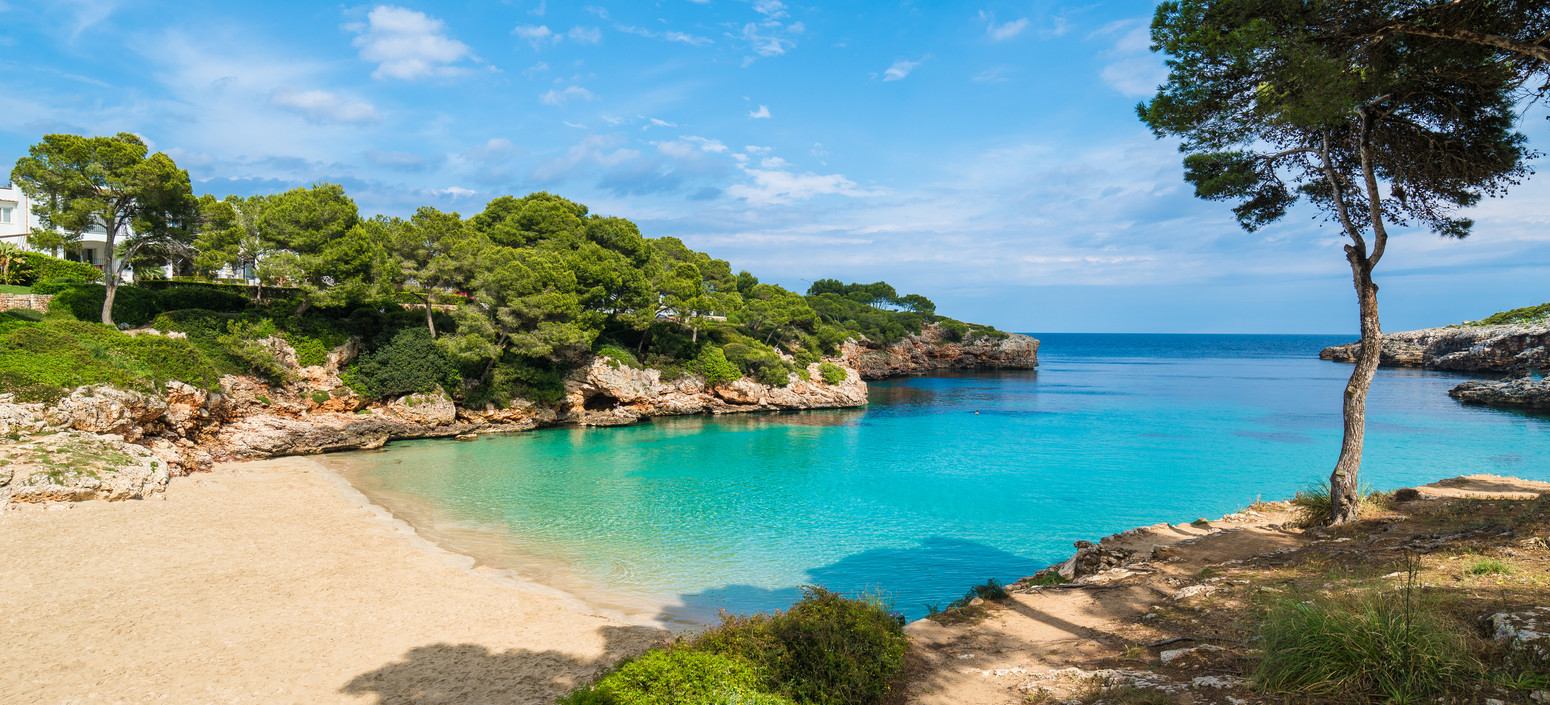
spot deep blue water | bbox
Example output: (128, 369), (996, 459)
(336, 334), (1550, 624)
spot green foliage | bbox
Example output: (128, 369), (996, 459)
(10, 252), (102, 287)
(346, 328), (456, 399)
(558, 650), (793, 705)
(1253, 590), (1482, 701)
(6, 308), (45, 322)
(1471, 302), (1550, 327)
(217, 318), (291, 383)
(31, 277), (94, 295)
(697, 346), (741, 386)
(309, 390), (330, 404)
(594, 343), (643, 369)
(0, 317), (223, 395)
(1290, 481), (1380, 528)
(696, 586), (910, 705)
(1466, 558), (1511, 575)
(153, 285), (250, 314)
(49, 285), (161, 326)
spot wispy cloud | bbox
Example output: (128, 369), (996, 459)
(616, 24), (714, 46)
(726, 166), (887, 206)
(883, 57), (926, 82)
(513, 24), (559, 49)
(568, 26), (602, 44)
(269, 88), (381, 124)
(347, 5), (474, 80)
(748, 104), (772, 119)
(978, 11), (1029, 41)
(540, 85), (596, 106)
(1095, 20), (1166, 98)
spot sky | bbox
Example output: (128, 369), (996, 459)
(2, 1), (1547, 334)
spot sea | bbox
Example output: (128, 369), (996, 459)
(327, 333), (1550, 625)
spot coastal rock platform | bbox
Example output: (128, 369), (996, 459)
(1319, 322), (1550, 373)
(844, 322), (1039, 380)
(1449, 376), (1550, 411)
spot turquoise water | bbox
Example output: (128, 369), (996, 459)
(335, 334), (1550, 624)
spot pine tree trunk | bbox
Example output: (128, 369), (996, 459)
(1331, 259), (1381, 525)
(101, 222), (117, 326)
(423, 298), (437, 338)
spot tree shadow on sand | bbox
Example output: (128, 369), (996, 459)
(339, 625), (658, 705)
(661, 535), (1054, 624)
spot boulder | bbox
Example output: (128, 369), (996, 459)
(208, 412), (480, 460)
(384, 391), (457, 426)
(45, 385), (168, 441)
(1489, 607), (1550, 672)
(2, 430), (169, 503)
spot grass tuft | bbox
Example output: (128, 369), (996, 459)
(1466, 558), (1512, 576)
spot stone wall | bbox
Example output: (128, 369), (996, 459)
(0, 293), (52, 312)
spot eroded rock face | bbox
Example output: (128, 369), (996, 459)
(564, 356), (869, 426)
(1, 430), (169, 503)
(1450, 377), (1550, 410)
(45, 385), (169, 441)
(384, 391), (457, 426)
(208, 412), (483, 461)
(843, 323), (1039, 380)
(1320, 323), (1550, 373)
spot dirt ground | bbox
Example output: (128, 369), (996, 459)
(904, 475), (1550, 705)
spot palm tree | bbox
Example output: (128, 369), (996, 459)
(0, 241), (24, 286)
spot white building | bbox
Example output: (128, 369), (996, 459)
(0, 182), (131, 281)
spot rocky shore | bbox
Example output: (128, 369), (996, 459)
(1449, 376), (1550, 411)
(843, 322), (1039, 380)
(2, 326), (1042, 504)
(1318, 321), (1550, 373)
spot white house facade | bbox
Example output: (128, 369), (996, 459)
(0, 182), (133, 281)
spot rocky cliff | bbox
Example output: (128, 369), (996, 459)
(0, 336), (869, 503)
(1318, 322), (1550, 373)
(842, 323), (1039, 380)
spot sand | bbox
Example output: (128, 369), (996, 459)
(0, 457), (662, 705)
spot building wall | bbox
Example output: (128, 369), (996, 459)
(0, 183), (131, 281)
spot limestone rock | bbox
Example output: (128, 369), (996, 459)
(1320, 323), (1550, 373)
(208, 412), (480, 461)
(843, 323), (1039, 380)
(44, 385), (168, 441)
(384, 391), (457, 426)
(2, 430), (169, 503)
(1489, 607), (1550, 672)
(1450, 377), (1550, 410)
(1057, 541), (1138, 581)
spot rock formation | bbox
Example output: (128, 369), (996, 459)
(1319, 323), (1550, 373)
(1448, 377), (1550, 411)
(843, 322), (1039, 380)
(0, 429), (169, 503)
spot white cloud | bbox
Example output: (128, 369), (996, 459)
(513, 24), (558, 48)
(753, 1), (787, 19)
(528, 0), (546, 16)
(1097, 23), (1167, 98)
(348, 5), (474, 80)
(269, 88), (381, 124)
(883, 57), (925, 82)
(748, 104), (771, 119)
(973, 66), (1012, 83)
(568, 26), (602, 43)
(540, 85), (595, 106)
(649, 118), (678, 128)
(531, 134), (641, 181)
(435, 186), (477, 198)
(978, 12), (1029, 41)
(616, 24), (713, 46)
(760, 156), (790, 168)
(726, 167), (887, 206)
(745, 145), (773, 155)
(741, 22), (796, 57)
(523, 61), (550, 77)
(682, 136), (728, 153)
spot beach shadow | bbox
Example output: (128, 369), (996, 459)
(339, 625), (656, 705)
(662, 536), (1054, 623)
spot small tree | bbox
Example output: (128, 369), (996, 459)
(193, 194), (273, 296)
(11, 133), (197, 325)
(260, 183), (379, 315)
(1140, 0), (1537, 523)
(383, 206), (471, 338)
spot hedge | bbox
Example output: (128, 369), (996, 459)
(10, 252), (101, 287)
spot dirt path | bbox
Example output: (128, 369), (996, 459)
(0, 457), (662, 705)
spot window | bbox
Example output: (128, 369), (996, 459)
(0, 207), (11, 224)
(84, 248), (96, 265)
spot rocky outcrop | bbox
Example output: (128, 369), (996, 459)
(1319, 323), (1550, 373)
(1449, 377), (1550, 411)
(0, 429), (169, 503)
(209, 412), (483, 460)
(843, 323), (1039, 380)
(565, 356), (868, 426)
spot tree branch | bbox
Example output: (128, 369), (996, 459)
(1383, 23), (1550, 64)
(1357, 111), (1391, 267)
(1319, 130), (1367, 257)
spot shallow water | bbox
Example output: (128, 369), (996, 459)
(333, 334), (1550, 624)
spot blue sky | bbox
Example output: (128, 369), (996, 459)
(4, 1), (1548, 334)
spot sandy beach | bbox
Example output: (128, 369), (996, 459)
(0, 457), (662, 705)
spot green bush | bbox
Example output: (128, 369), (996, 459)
(49, 284), (161, 326)
(819, 362), (847, 385)
(218, 319), (293, 383)
(698, 587), (910, 705)
(1471, 301), (1550, 326)
(698, 346), (741, 386)
(31, 277), (92, 295)
(12, 253), (100, 287)
(1253, 590), (1482, 702)
(559, 650), (793, 705)
(595, 343), (644, 369)
(345, 328), (456, 399)
(758, 364), (791, 386)
(5, 309), (45, 322)
(0, 318), (223, 394)
(155, 285), (250, 313)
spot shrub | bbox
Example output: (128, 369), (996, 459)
(559, 650), (793, 705)
(155, 285), (250, 313)
(938, 319), (970, 342)
(1471, 301), (1550, 326)
(819, 362), (847, 385)
(5, 309), (45, 322)
(49, 284), (161, 326)
(218, 319), (293, 383)
(1253, 589), (1482, 701)
(595, 343), (644, 369)
(1289, 481), (1380, 528)
(698, 346), (741, 386)
(31, 277), (92, 295)
(1393, 487), (1421, 502)
(698, 587), (910, 705)
(346, 328), (456, 399)
(758, 364), (791, 386)
(12, 253), (100, 287)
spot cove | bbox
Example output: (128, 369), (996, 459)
(330, 333), (1550, 625)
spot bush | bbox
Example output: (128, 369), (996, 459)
(5, 309), (45, 322)
(218, 319), (293, 383)
(49, 284), (161, 326)
(155, 285), (250, 313)
(1289, 481), (1379, 528)
(699, 587), (910, 705)
(595, 343), (644, 369)
(11, 253), (100, 287)
(31, 277), (92, 295)
(559, 650), (793, 705)
(1254, 589), (1482, 702)
(758, 364), (791, 386)
(345, 328), (456, 399)
(1466, 558), (1511, 575)
(819, 362), (847, 385)
(698, 346), (741, 386)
